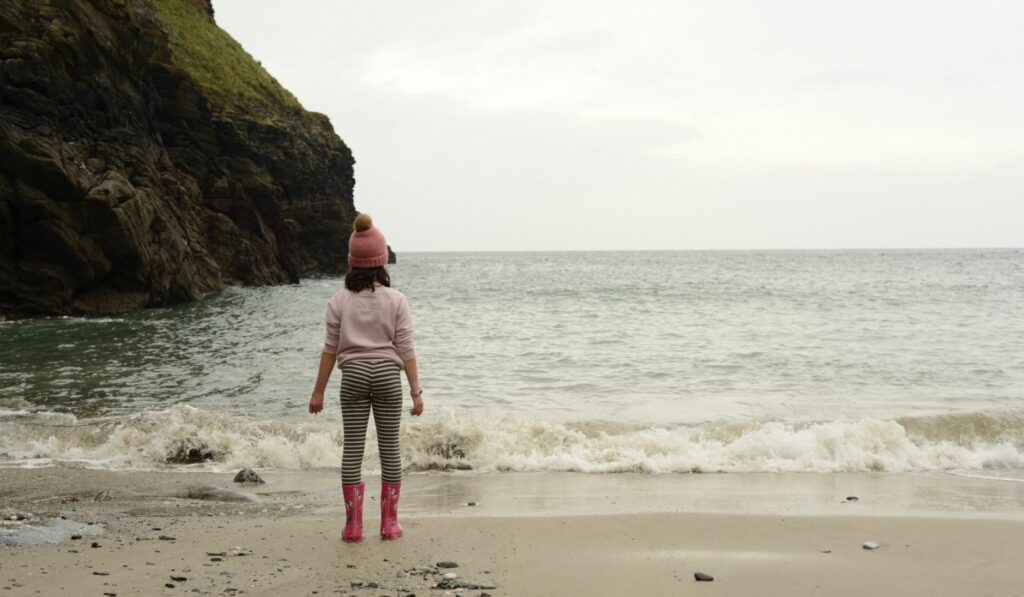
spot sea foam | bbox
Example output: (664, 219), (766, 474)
(1, 404), (1022, 475)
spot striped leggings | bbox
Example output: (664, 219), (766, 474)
(340, 360), (403, 485)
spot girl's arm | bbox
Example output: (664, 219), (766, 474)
(404, 358), (423, 416)
(309, 351), (335, 414)
(395, 296), (422, 416)
(312, 300), (341, 414)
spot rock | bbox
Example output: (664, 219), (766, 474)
(0, 0), (356, 319)
(443, 573), (458, 580)
(367, 581), (379, 588)
(415, 566), (437, 574)
(165, 583), (175, 588)
(467, 502), (477, 506)
(178, 486), (253, 502)
(694, 572), (714, 581)
(863, 541), (880, 550)
(91, 542), (101, 548)
(166, 445), (216, 465)
(436, 561), (460, 568)
(846, 496), (859, 502)
(158, 535), (176, 541)
(207, 552), (227, 557)
(70, 534), (82, 540)
(93, 571), (110, 576)
(233, 468), (265, 484)
(171, 576), (187, 582)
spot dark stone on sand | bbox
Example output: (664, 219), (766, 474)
(435, 579), (495, 591)
(93, 571), (110, 576)
(70, 534), (82, 540)
(467, 502), (477, 506)
(165, 583), (175, 588)
(158, 535), (176, 541)
(170, 575), (187, 582)
(210, 557), (223, 562)
(846, 496), (859, 502)
(367, 581), (379, 588)
(233, 468), (265, 484)
(179, 486), (253, 502)
(436, 561), (459, 568)
(91, 542), (100, 548)
(207, 551), (227, 557)
(694, 572), (714, 581)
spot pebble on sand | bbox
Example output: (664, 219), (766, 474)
(436, 561), (460, 568)
(694, 572), (714, 581)
(233, 468), (265, 484)
(863, 541), (880, 550)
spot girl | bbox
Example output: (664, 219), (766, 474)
(308, 213), (423, 542)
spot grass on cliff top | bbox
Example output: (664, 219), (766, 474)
(151, 0), (304, 116)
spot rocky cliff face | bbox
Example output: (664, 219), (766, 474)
(0, 0), (356, 317)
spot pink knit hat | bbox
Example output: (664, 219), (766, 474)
(347, 213), (388, 268)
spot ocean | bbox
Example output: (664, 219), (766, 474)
(2, 249), (1023, 477)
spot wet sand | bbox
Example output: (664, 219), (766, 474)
(1, 468), (1023, 596)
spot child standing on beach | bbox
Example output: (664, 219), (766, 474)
(308, 214), (423, 542)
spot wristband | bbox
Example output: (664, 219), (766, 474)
(410, 387), (423, 398)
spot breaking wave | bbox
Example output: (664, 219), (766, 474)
(1, 404), (1023, 475)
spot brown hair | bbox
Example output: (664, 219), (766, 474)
(345, 266), (391, 292)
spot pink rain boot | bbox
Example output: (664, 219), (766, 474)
(342, 483), (364, 543)
(380, 483), (403, 540)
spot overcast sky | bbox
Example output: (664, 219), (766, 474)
(216, 0), (1023, 251)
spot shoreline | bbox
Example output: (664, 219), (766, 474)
(2, 469), (1023, 596)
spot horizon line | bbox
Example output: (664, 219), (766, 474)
(388, 246), (1024, 254)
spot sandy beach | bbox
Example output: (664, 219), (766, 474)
(2, 468), (1023, 596)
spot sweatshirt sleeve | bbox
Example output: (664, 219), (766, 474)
(394, 295), (416, 361)
(323, 300), (340, 354)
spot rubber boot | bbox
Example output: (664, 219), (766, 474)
(342, 483), (364, 543)
(380, 483), (403, 540)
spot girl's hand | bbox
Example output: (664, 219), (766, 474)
(309, 390), (325, 414)
(409, 396), (424, 416)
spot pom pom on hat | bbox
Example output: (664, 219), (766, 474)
(347, 213), (388, 268)
(353, 213), (373, 232)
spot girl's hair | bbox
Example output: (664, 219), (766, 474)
(345, 266), (391, 292)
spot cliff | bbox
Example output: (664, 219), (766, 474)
(0, 0), (356, 317)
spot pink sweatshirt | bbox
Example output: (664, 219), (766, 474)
(322, 286), (416, 369)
